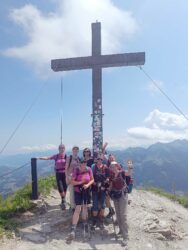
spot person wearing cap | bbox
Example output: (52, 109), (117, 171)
(65, 146), (80, 212)
(109, 161), (132, 247)
(107, 154), (116, 167)
(68, 158), (94, 240)
(91, 157), (109, 229)
(37, 144), (67, 210)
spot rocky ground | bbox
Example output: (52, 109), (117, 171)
(1, 189), (188, 250)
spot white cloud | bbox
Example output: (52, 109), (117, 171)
(21, 144), (57, 152)
(103, 110), (188, 149)
(20, 110), (188, 152)
(77, 110), (188, 150)
(144, 109), (188, 130)
(127, 109), (188, 144)
(2, 0), (138, 75)
(21, 141), (91, 153)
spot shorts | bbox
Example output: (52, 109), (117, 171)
(74, 189), (91, 206)
(92, 191), (106, 211)
(56, 172), (67, 193)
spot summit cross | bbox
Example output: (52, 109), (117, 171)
(51, 22), (145, 157)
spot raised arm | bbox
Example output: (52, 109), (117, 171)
(101, 142), (108, 154)
(37, 156), (52, 160)
(125, 160), (133, 176)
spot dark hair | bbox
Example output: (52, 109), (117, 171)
(79, 158), (87, 164)
(83, 148), (91, 157)
(97, 157), (103, 161)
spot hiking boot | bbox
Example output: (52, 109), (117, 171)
(99, 218), (105, 229)
(60, 201), (66, 210)
(91, 217), (97, 230)
(69, 230), (75, 240)
(128, 199), (132, 205)
(121, 238), (128, 247)
(106, 207), (115, 218)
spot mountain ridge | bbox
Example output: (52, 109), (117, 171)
(0, 139), (188, 196)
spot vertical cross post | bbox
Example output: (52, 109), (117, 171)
(51, 22), (145, 158)
(92, 22), (103, 157)
(31, 158), (38, 200)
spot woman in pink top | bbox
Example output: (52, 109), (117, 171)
(67, 158), (94, 240)
(38, 144), (67, 210)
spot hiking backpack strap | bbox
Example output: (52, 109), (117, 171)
(68, 155), (73, 168)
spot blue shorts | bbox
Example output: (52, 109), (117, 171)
(74, 189), (91, 206)
(92, 191), (106, 211)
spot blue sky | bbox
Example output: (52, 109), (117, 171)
(0, 0), (188, 155)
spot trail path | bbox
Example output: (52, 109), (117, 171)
(1, 189), (188, 250)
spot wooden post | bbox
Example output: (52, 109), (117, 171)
(31, 158), (38, 200)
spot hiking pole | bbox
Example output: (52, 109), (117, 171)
(98, 184), (105, 240)
(82, 188), (91, 241)
(85, 188), (91, 240)
(106, 189), (117, 240)
(82, 188), (86, 241)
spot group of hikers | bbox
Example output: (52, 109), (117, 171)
(38, 143), (133, 247)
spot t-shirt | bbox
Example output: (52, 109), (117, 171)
(50, 153), (66, 173)
(110, 170), (130, 190)
(66, 156), (80, 181)
(72, 167), (93, 193)
(86, 158), (94, 168)
(91, 163), (109, 192)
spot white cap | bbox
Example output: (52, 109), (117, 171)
(110, 161), (118, 165)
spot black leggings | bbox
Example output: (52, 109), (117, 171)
(56, 172), (67, 193)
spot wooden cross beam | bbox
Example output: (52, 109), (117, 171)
(51, 22), (145, 157)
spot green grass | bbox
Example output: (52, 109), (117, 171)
(0, 175), (56, 237)
(144, 187), (188, 208)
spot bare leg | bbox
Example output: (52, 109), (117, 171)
(67, 205), (81, 240)
(72, 205), (81, 225)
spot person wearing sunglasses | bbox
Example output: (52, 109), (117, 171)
(67, 158), (94, 240)
(83, 148), (94, 168)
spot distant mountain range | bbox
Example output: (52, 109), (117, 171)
(0, 139), (188, 197)
(111, 139), (188, 195)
